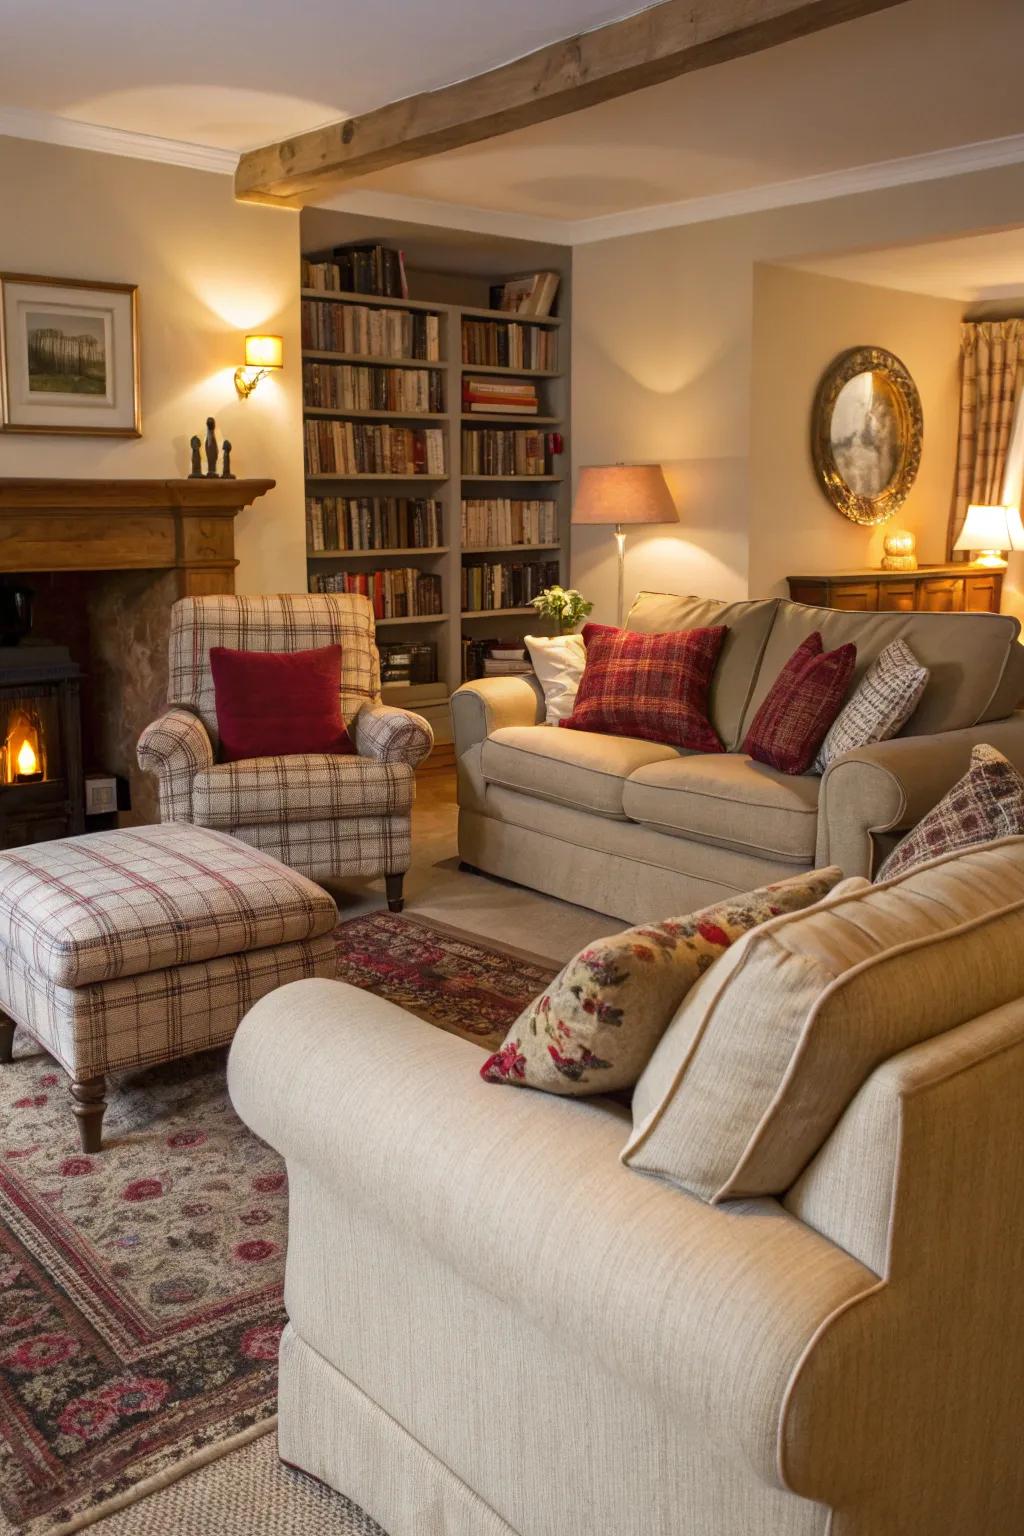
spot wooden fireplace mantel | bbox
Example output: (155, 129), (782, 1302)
(0, 478), (275, 595)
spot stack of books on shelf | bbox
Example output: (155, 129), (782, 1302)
(301, 299), (440, 360)
(488, 271), (560, 317)
(302, 245), (409, 298)
(461, 321), (557, 371)
(308, 568), (442, 619)
(462, 638), (533, 681)
(379, 641), (437, 687)
(306, 496), (442, 552)
(461, 558), (560, 612)
(305, 422), (445, 477)
(461, 429), (560, 477)
(461, 498), (557, 547)
(304, 362), (443, 413)
(462, 377), (537, 415)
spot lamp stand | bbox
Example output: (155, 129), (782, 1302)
(614, 524), (626, 626)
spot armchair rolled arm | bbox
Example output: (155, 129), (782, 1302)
(450, 674), (545, 757)
(816, 711), (1024, 875)
(136, 707), (214, 822)
(351, 702), (433, 768)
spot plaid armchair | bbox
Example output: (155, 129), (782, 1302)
(137, 594), (433, 910)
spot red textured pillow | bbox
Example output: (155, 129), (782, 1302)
(209, 644), (354, 762)
(742, 632), (856, 775)
(559, 622), (726, 752)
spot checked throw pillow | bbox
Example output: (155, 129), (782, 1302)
(742, 632), (856, 775)
(559, 622), (726, 752)
(875, 743), (1024, 881)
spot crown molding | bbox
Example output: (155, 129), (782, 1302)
(0, 106), (239, 175)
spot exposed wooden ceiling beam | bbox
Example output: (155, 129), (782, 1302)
(235, 0), (907, 207)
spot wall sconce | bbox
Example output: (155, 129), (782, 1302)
(234, 334), (283, 398)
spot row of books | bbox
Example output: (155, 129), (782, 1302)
(301, 299), (441, 361)
(461, 559), (560, 612)
(307, 568), (443, 618)
(302, 245), (409, 298)
(487, 272), (560, 317)
(305, 422), (445, 478)
(461, 321), (557, 372)
(461, 429), (559, 478)
(460, 498), (557, 547)
(303, 362), (443, 414)
(463, 377), (538, 416)
(379, 641), (437, 687)
(306, 496), (443, 552)
(463, 638), (533, 682)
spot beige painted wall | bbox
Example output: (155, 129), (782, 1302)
(572, 160), (1024, 621)
(750, 264), (963, 596)
(0, 136), (305, 594)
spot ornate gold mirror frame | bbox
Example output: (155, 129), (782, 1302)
(811, 346), (923, 526)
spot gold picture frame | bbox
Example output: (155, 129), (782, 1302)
(0, 273), (140, 437)
(812, 346), (922, 526)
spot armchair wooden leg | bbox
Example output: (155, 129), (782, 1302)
(0, 1015), (14, 1064)
(385, 874), (405, 913)
(70, 1076), (107, 1153)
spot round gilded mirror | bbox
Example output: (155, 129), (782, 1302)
(812, 347), (922, 525)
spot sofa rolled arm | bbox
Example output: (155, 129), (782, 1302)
(816, 710), (1024, 875)
(450, 674), (545, 757)
(136, 707), (214, 822)
(351, 702), (433, 768)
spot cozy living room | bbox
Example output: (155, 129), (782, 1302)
(2, 2), (1023, 1534)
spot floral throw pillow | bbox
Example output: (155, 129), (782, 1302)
(875, 743), (1024, 882)
(480, 867), (845, 1096)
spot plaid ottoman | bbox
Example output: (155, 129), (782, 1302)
(0, 823), (338, 1151)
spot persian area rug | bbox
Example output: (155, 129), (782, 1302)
(0, 913), (556, 1535)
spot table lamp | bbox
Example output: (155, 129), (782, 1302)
(572, 463), (679, 624)
(953, 504), (1024, 569)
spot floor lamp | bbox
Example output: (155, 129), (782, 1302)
(571, 463), (679, 625)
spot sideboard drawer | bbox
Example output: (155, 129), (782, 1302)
(918, 578), (963, 613)
(878, 583), (917, 612)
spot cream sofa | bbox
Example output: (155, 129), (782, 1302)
(451, 592), (1024, 920)
(229, 836), (1024, 1536)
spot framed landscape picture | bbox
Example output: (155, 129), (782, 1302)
(0, 274), (140, 436)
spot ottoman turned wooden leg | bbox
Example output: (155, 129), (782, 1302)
(70, 1076), (107, 1153)
(385, 873), (405, 913)
(0, 1015), (14, 1064)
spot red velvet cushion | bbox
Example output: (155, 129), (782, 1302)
(559, 622), (726, 752)
(742, 632), (856, 775)
(209, 644), (353, 762)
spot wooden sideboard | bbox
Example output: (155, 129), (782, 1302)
(787, 564), (1003, 614)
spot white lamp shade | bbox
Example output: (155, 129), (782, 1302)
(244, 334), (283, 369)
(954, 503), (1024, 553)
(572, 463), (679, 526)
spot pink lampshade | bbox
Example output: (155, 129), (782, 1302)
(572, 463), (679, 526)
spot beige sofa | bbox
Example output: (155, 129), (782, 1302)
(451, 592), (1024, 920)
(229, 836), (1024, 1536)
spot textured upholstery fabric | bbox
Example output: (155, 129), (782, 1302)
(481, 725), (679, 818)
(626, 837), (1024, 1202)
(561, 622), (726, 752)
(875, 742), (1024, 880)
(0, 823), (336, 987)
(524, 632), (586, 724)
(192, 754), (413, 829)
(480, 869), (843, 1095)
(350, 702), (434, 768)
(136, 707), (214, 822)
(815, 639), (929, 773)
(209, 643), (353, 761)
(623, 754), (820, 861)
(742, 633), (857, 775)
(227, 814), (411, 884)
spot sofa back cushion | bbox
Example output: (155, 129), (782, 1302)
(626, 593), (779, 750)
(740, 601), (1021, 742)
(623, 836), (1024, 1204)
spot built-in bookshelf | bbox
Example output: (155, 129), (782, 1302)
(299, 225), (571, 741)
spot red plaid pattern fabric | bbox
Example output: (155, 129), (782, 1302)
(192, 753), (413, 828)
(351, 702), (434, 768)
(0, 823), (337, 988)
(136, 706), (215, 822)
(876, 744), (1024, 881)
(228, 814), (411, 883)
(742, 632), (856, 775)
(559, 622), (726, 752)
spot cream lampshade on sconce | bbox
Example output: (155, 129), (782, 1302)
(572, 463), (679, 624)
(953, 503), (1024, 569)
(234, 334), (283, 398)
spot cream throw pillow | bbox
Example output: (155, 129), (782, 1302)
(814, 638), (929, 773)
(524, 633), (586, 724)
(479, 867), (845, 1096)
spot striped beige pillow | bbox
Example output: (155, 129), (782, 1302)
(815, 638), (928, 773)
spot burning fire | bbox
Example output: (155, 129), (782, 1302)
(16, 738), (38, 776)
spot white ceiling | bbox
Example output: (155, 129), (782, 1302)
(784, 226), (1024, 303)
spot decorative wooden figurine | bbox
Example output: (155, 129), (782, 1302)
(204, 417), (219, 478)
(221, 440), (235, 480)
(188, 436), (203, 478)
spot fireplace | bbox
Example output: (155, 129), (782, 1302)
(0, 644), (84, 847)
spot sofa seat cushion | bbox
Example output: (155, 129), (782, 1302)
(622, 754), (820, 861)
(481, 726), (679, 818)
(192, 753), (413, 829)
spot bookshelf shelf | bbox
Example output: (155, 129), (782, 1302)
(461, 413), (561, 426)
(459, 364), (561, 378)
(301, 288), (446, 313)
(461, 475), (563, 483)
(307, 547), (448, 560)
(304, 407), (447, 422)
(375, 613), (449, 626)
(306, 473), (448, 483)
(461, 607), (537, 618)
(458, 303), (561, 327)
(303, 349), (446, 370)
(462, 543), (560, 554)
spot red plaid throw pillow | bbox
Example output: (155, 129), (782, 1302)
(742, 632), (856, 775)
(559, 623), (726, 752)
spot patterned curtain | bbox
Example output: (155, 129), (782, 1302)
(947, 319), (1024, 557)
